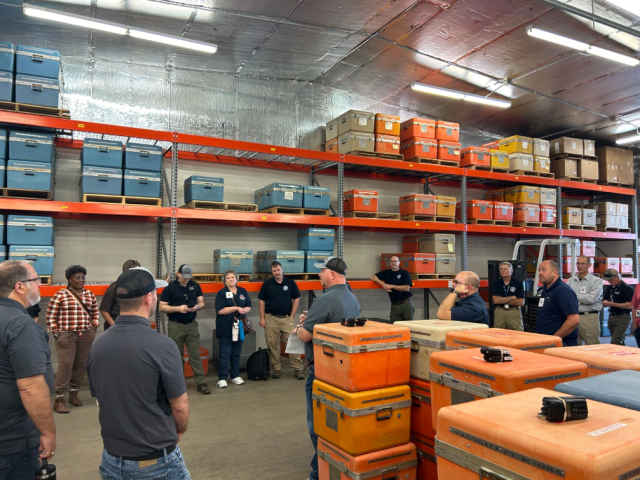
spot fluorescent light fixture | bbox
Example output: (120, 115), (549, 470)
(614, 120), (640, 134)
(411, 83), (511, 108)
(23, 3), (217, 54)
(527, 26), (639, 66)
(616, 134), (640, 145)
(605, 0), (640, 18)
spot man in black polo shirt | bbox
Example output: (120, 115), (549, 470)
(437, 270), (489, 325)
(159, 264), (209, 394)
(602, 268), (634, 346)
(491, 262), (525, 330)
(87, 267), (191, 479)
(258, 261), (303, 379)
(371, 255), (414, 322)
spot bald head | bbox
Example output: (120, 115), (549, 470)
(538, 260), (559, 286)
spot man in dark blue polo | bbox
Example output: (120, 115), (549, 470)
(87, 267), (191, 478)
(491, 262), (525, 331)
(437, 271), (489, 325)
(536, 260), (580, 346)
(371, 255), (414, 322)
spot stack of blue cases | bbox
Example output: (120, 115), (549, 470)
(0, 42), (13, 103)
(297, 227), (335, 273)
(184, 176), (224, 203)
(15, 46), (60, 108)
(7, 131), (55, 191)
(254, 183), (303, 210)
(303, 186), (331, 210)
(7, 214), (55, 276)
(81, 139), (123, 196)
(125, 143), (163, 198)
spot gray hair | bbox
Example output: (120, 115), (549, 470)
(499, 262), (513, 269)
(0, 260), (30, 297)
(223, 269), (239, 283)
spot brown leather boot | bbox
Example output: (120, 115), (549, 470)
(69, 390), (83, 407)
(54, 396), (70, 414)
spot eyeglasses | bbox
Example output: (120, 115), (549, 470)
(452, 279), (469, 286)
(20, 277), (42, 285)
(576, 262), (589, 266)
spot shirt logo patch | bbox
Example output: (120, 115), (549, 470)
(239, 294), (246, 300)
(226, 292), (233, 299)
(189, 286), (194, 290)
(397, 274), (401, 279)
(510, 287), (515, 292)
(283, 286), (289, 291)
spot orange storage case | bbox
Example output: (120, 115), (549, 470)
(402, 235), (420, 254)
(312, 380), (411, 455)
(456, 200), (493, 221)
(540, 205), (556, 224)
(445, 328), (562, 354)
(318, 439), (417, 480)
(544, 344), (640, 377)
(620, 257), (633, 274)
(399, 194), (437, 216)
(374, 113), (401, 136)
(313, 322), (411, 392)
(412, 435), (437, 480)
(435, 196), (456, 217)
(343, 189), (378, 213)
(400, 117), (436, 141)
(594, 257), (620, 274)
(183, 346), (209, 377)
(429, 347), (588, 428)
(400, 139), (437, 160)
(437, 140), (461, 162)
(435, 121), (460, 142)
(374, 134), (400, 155)
(325, 138), (338, 154)
(436, 387), (640, 480)
(460, 147), (490, 167)
(410, 377), (435, 439)
(513, 203), (540, 222)
(400, 253), (435, 274)
(492, 202), (513, 221)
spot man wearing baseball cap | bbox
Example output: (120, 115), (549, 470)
(602, 268), (634, 346)
(100, 259), (141, 331)
(87, 267), (192, 479)
(159, 264), (209, 394)
(295, 257), (360, 480)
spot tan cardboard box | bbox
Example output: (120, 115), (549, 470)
(620, 165), (634, 183)
(617, 203), (629, 216)
(585, 202), (616, 215)
(539, 187), (556, 206)
(326, 118), (339, 141)
(504, 185), (540, 204)
(508, 153), (533, 172)
(578, 159), (599, 181)
(338, 110), (375, 135)
(338, 132), (374, 153)
(419, 234), (456, 254)
(596, 214), (619, 229)
(551, 158), (578, 178)
(435, 254), (456, 274)
(533, 139), (550, 157)
(551, 137), (583, 156)
(582, 208), (597, 226)
(562, 207), (582, 225)
(621, 149), (633, 167)
(533, 156), (550, 173)
(583, 139), (596, 157)
(598, 162), (619, 183)
(596, 146), (620, 165)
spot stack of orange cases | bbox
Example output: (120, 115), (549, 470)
(381, 252), (435, 275)
(343, 189), (378, 213)
(374, 113), (401, 155)
(493, 201), (514, 221)
(445, 328), (562, 354)
(313, 322), (417, 480)
(460, 146), (490, 168)
(455, 199), (493, 221)
(513, 203), (540, 223)
(544, 344), (640, 377)
(400, 117), (437, 161)
(394, 320), (489, 480)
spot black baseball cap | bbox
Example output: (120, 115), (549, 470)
(178, 264), (193, 278)
(116, 267), (168, 299)
(603, 268), (619, 279)
(314, 256), (347, 275)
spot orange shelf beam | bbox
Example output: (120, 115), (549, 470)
(0, 198), (171, 220)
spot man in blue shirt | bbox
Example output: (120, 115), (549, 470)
(536, 260), (580, 346)
(437, 271), (489, 325)
(370, 255), (414, 322)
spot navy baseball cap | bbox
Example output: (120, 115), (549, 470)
(116, 267), (168, 299)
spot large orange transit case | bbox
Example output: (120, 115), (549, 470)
(375, 134), (400, 155)
(435, 121), (460, 142)
(343, 189), (378, 213)
(429, 347), (588, 428)
(456, 200), (493, 221)
(399, 253), (435, 274)
(401, 139), (438, 160)
(445, 328), (562, 354)
(400, 117), (436, 141)
(544, 344), (640, 377)
(313, 322), (411, 392)
(513, 203), (540, 222)
(374, 113), (401, 136)
(411, 434), (437, 480)
(312, 379), (411, 455)
(399, 194), (437, 216)
(436, 387), (640, 480)
(409, 377), (435, 439)
(317, 438), (417, 480)
(492, 201), (513, 221)
(437, 140), (461, 162)
(460, 146), (490, 167)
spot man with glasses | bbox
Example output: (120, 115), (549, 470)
(491, 262), (525, 330)
(100, 259), (141, 331)
(370, 255), (414, 322)
(0, 260), (56, 479)
(537, 260), (580, 346)
(437, 271), (489, 325)
(567, 256), (603, 345)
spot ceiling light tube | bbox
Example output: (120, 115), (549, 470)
(527, 26), (639, 66)
(23, 3), (217, 54)
(616, 134), (640, 145)
(411, 83), (511, 108)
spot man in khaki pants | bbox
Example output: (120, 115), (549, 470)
(567, 256), (603, 345)
(491, 262), (525, 330)
(259, 261), (303, 379)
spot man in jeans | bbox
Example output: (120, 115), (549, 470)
(296, 257), (360, 480)
(87, 267), (191, 479)
(159, 264), (209, 394)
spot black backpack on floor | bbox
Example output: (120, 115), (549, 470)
(247, 348), (270, 381)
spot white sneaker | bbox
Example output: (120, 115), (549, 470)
(217, 380), (228, 388)
(230, 377), (244, 385)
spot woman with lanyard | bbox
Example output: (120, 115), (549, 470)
(46, 265), (99, 413)
(215, 269), (251, 388)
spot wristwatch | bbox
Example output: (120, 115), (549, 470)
(449, 288), (457, 295)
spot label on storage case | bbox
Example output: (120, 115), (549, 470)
(446, 128), (453, 135)
(326, 409), (338, 432)
(522, 141), (528, 148)
(421, 124), (428, 132)
(523, 159), (529, 166)
(363, 198), (370, 206)
(541, 144), (547, 151)
(422, 201), (431, 209)
(448, 244), (453, 252)
(359, 117), (367, 126)
(587, 423), (626, 437)
(501, 208), (507, 215)
(422, 145), (430, 152)
(284, 192), (293, 200)
(359, 140), (367, 148)
(385, 121), (393, 130)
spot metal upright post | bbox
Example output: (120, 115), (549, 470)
(633, 195), (639, 279)
(338, 159), (344, 259)
(556, 186), (563, 261)
(461, 176), (468, 271)
(169, 137), (178, 280)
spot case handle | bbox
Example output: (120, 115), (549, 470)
(31, 54), (44, 62)
(410, 340), (419, 352)
(411, 393), (421, 408)
(23, 224), (37, 230)
(375, 406), (392, 421)
(25, 255), (38, 261)
(479, 466), (510, 480)
(139, 150), (150, 157)
(25, 140), (38, 148)
(24, 169), (35, 175)
(322, 344), (334, 357)
(30, 84), (43, 92)
(204, 183), (212, 189)
(318, 236), (326, 240)
(98, 146), (109, 153)
(138, 178), (149, 184)
(98, 175), (109, 181)
(287, 257), (295, 262)
(381, 467), (398, 480)
(314, 193), (322, 197)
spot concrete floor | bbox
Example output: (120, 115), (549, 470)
(52, 362), (314, 480)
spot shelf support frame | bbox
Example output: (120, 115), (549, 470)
(461, 176), (468, 271)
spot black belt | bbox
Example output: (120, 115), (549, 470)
(498, 305), (520, 309)
(392, 298), (411, 306)
(168, 320), (194, 324)
(109, 444), (176, 462)
(268, 314), (288, 318)
(579, 311), (599, 315)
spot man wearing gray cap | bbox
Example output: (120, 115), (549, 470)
(602, 268), (634, 346)
(159, 264), (209, 394)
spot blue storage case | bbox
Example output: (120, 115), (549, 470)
(124, 169), (161, 198)
(7, 215), (54, 246)
(0, 215), (4, 245)
(257, 250), (305, 273)
(305, 251), (333, 273)
(303, 186), (331, 210)
(184, 175), (224, 203)
(255, 183), (303, 210)
(213, 249), (253, 274)
(0, 129), (6, 160)
(9, 132), (54, 163)
(125, 142), (163, 172)
(555, 370), (640, 411)
(0, 72), (12, 102)
(9, 246), (54, 276)
(82, 139), (123, 168)
(0, 245), (6, 263)
(15, 74), (59, 108)
(297, 228), (335, 251)
(7, 160), (53, 191)
(82, 166), (122, 196)
(16, 46), (60, 79)
(0, 42), (14, 73)
(0, 158), (5, 188)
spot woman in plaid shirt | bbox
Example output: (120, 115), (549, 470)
(46, 265), (99, 414)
